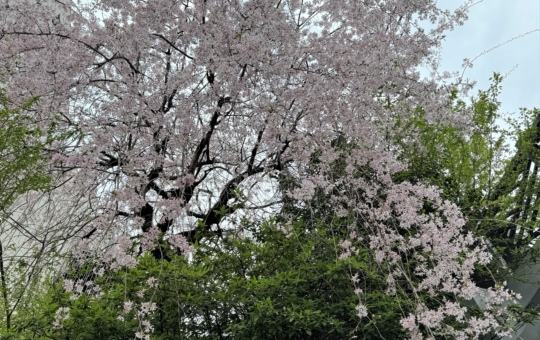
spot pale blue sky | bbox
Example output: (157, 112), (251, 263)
(436, 0), (540, 115)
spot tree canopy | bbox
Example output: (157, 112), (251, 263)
(0, 1), (538, 339)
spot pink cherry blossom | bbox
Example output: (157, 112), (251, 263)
(0, 0), (519, 338)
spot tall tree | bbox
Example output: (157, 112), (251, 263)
(393, 74), (540, 287)
(0, 0), (522, 338)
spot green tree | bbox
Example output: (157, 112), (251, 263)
(392, 74), (540, 326)
(10, 219), (401, 339)
(0, 89), (52, 210)
(394, 74), (508, 214)
(0, 88), (53, 333)
(392, 75), (513, 283)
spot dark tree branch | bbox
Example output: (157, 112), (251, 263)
(248, 128), (265, 174)
(147, 182), (169, 200)
(137, 203), (154, 232)
(152, 33), (195, 60)
(98, 151), (120, 168)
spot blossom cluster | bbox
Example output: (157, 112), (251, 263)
(0, 0), (517, 338)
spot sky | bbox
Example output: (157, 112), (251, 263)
(435, 0), (540, 117)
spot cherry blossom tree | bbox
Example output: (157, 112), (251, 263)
(0, 0), (522, 338)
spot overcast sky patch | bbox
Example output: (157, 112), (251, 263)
(436, 0), (540, 116)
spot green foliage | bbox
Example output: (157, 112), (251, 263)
(0, 89), (52, 211)
(394, 73), (509, 214)
(0, 90), (45, 333)
(392, 75), (515, 279)
(392, 74), (540, 328)
(0, 88), (71, 336)
(7, 219), (417, 339)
